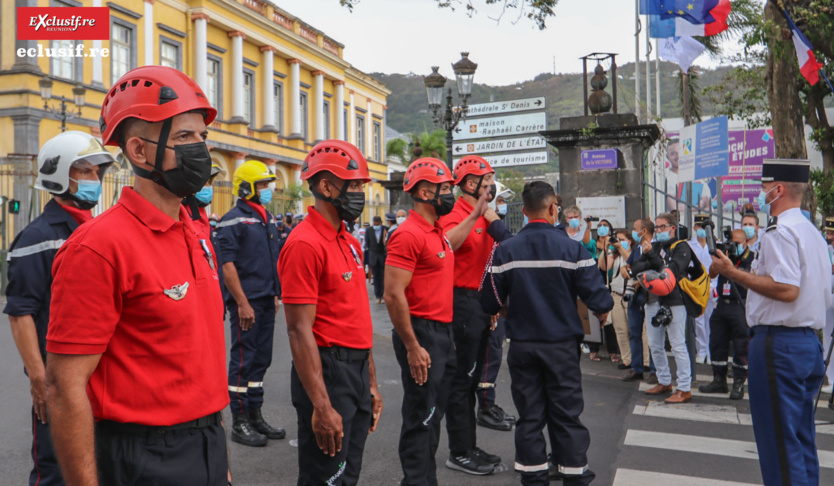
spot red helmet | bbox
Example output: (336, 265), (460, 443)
(638, 269), (677, 297)
(453, 155), (494, 186)
(301, 140), (371, 183)
(403, 158), (453, 192)
(99, 66), (217, 146)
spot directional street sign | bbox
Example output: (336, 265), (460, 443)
(452, 112), (547, 141)
(452, 135), (547, 156)
(454, 151), (549, 168)
(462, 97), (546, 117)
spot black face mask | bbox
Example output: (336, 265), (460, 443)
(312, 180), (366, 222)
(412, 184), (455, 217)
(137, 138), (212, 198)
(461, 174), (496, 203)
(487, 183), (497, 202)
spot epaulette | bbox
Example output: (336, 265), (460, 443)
(765, 216), (778, 233)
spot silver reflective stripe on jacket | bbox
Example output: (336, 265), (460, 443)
(490, 258), (597, 274)
(7, 239), (66, 261)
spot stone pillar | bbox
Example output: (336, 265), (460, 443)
(233, 152), (247, 171)
(144, 0), (154, 66)
(92, 0), (104, 85)
(313, 71), (325, 143)
(334, 81), (345, 141)
(229, 31), (246, 124)
(13, 0), (40, 74)
(349, 91), (355, 145)
(288, 59), (302, 138)
(261, 46), (275, 131)
(193, 14), (210, 94)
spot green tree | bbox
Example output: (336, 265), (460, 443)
(495, 168), (526, 195)
(386, 138), (408, 161)
(410, 129), (447, 160)
(340, 0), (560, 29)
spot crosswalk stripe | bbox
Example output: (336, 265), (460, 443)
(624, 430), (834, 469)
(613, 468), (759, 486)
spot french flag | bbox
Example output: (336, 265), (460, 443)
(784, 11), (822, 85)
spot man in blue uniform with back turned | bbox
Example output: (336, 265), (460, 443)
(481, 182), (612, 486)
(711, 159), (831, 486)
(6, 131), (114, 486)
(216, 159), (285, 447)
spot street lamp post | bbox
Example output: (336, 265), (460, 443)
(39, 77), (86, 132)
(423, 52), (478, 170)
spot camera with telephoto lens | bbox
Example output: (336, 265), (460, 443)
(623, 282), (636, 302)
(651, 306), (673, 328)
(585, 216), (600, 223)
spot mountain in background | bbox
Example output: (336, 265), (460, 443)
(375, 61), (734, 137)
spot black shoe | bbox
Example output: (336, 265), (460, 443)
(231, 413), (268, 447)
(490, 403), (517, 424)
(477, 405), (513, 431)
(699, 376), (728, 394)
(248, 408), (286, 439)
(646, 373), (658, 385)
(471, 446), (501, 466)
(621, 371), (644, 382)
(617, 363), (630, 370)
(446, 452), (494, 475)
(729, 379), (745, 400)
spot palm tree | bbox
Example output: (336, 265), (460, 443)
(410, 129), (447, 160)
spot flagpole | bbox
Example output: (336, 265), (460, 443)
(646, 17), (652, 122)
(656, 45), (661, 118)
(635, 0), (641, 119)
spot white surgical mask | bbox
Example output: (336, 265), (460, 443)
(396, 216), (406, 225)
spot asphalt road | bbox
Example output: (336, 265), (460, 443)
(2, 285), (834, 485)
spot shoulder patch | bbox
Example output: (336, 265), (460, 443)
(765, 216), (778, 233)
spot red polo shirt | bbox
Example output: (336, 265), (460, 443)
(278, 207), (373, 349)
(46, 187), (227, 426)
(439, 197), (494, 290)
(386, 210), (455, 323)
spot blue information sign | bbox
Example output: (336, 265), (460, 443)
(694, 116), (730, 180)
(581, 149), (618, 170)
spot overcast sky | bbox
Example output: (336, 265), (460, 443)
(273, 0), (745, 86)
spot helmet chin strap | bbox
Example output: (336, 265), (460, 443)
(460, 174), (484, 199)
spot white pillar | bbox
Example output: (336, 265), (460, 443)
(349, 91), (355, 145)
(193, 14), (209, 94)
(234, 152), (246, 171)
(92, 0), (103, 85)
(335, 81), (345, 141)
(313, 71), (325, 142)
(261, 46), (275, 131)
(289, 59), (302, 138)
(366, 98), (372, 158)
(144, 0), (154, 66)
(229, 32), (245, 123)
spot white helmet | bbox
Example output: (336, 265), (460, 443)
(35, 131), (115, 195)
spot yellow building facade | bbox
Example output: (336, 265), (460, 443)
(0, 0), (390, 221)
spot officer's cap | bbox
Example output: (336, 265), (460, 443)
(825, 217), (834, 232)
(693, 214), (712, 226)
(761, 159), (811, 183)
(385, 213), (395, 221)
(275, 214), (284, 222)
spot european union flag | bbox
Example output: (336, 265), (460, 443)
(659, 0), (720, 24)
(639, 0), (662, 15)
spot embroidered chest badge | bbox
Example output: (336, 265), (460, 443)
(163, 282), (189, 301)
(475, 228), (483, 234)
(437, 251), (446, 259)
(342, 272), (353, 282)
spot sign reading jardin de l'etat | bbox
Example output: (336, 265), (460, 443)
(452, 135), (547, 156)
(462, 97), (546, 117)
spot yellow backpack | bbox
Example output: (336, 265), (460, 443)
(670, 241), (711, 317)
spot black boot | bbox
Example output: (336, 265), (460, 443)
(232, 412), (268, 447)
(477, 404), (512, 431)
(698, 372), (728, 394)
(729, 378), (745, 400)
(249, 408), (286, 440)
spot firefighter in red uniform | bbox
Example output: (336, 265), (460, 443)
(45, 66), (229, 485)
(384, 157), (488, 485)
(440, 155), (503, 474)
(278, 140), (383, 486)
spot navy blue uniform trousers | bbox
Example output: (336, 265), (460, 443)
(709, 302), (749, 380)
(748, 326), (824, 486)
(508, 340), (595, 486)
(291, 348), (372, 486)
(228, 297), (275, 415)
(393, 318), (456, 486)
(477, 316), (506, 408)
(628, 303), (655, 374)
(30, 408), (63, 486)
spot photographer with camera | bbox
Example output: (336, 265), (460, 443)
(699, 229), (754, 399)
(599, 228), (634, 369)
(583, 219), (621, 362)
(622, 218), (657, 383)
(630, 213), (694, 403)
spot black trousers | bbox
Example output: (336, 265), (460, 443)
(508, 340), (595, 486)
(446, 287), (491, 456)
(370, 259), (385, 299)
(393, 318), (456, 486)
(291, 349), (372, 486)
(709, 302), (749, 380)
(477, 316), (506, 408)
(228, 297), (276, 415)
(30, 407), (63, 486)
(95, 416), (228, 486)
(686, 314), (698, 379)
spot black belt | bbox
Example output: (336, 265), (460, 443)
(320, 345), (370, 362)
(750, 326), (816, 336)
(96, 411), (222, 434)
